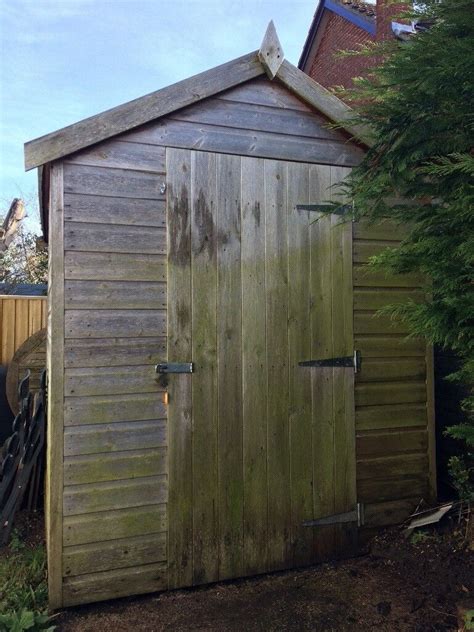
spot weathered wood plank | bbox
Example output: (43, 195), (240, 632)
(65, 251), (166, 282)
(330, 166), (357, 557)
(355, 381), (427, 406)
(166, 147), (193, 589)
(219, 77), (312, 111)
(64, 164), (166, 199)
(363, 498), (420, 527)
(64, 221), (166, 254)
(353, 264), (424, 288)
(357, 454), (428, 480)
(353, 220), (408, 242)
(62, 562), (167, 607)
(354, 289), (425, 311)
(216, 153), (244, 580)
(309, 165), (335, 560)
(63, 532), (167, 578)
(241, 156), (268, 576)
(173, 97), (341, 141)
(64, 447), (167, 485)
(25, 50), (264, 169)
(353, 240), (398, 264)
(63, 475), (167, 516)
(67, 139), (166, 172)
(190, 151), (219, 585)
(358, 477), (430, 504)
(65, 309), (166, 339)
(63, 504), (167, 546)
(354, 311), (410, 335)
(64, 194), (166, 227)
(64, 393), (166, 425)
(64, 420), (167, 456)
(265, 159), (291, 570)
(356, 403), (427, 431)
(287, 162), (313, 566)
(357, 429), (428, 458)
(127, 118), (363, 168)
(65, 336), (165, 368)
(64, 365), (162, 397)
(355, 335), (426, 358)
(357, 358), (426, 383)
(46, 162), (64, 609)
(65, 280), (166, 310)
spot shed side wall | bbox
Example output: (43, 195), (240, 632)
(353, 220), (435, 527)
(58, 151), (169, 607)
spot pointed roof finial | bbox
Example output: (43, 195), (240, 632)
(258, 20), (284, 79)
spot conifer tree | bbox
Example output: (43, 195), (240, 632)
(340, 0), (473, 495)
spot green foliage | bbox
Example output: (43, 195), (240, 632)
(447, 456), (474, 502)
(339, 0), (474, 496)
(0, 224), (48, 288)
(0, 532), (54, 632)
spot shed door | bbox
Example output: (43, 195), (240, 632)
(166, 148), (356, 589)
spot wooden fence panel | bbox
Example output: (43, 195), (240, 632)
(0, 296), (47, 366)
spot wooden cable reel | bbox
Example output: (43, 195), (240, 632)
(6, 328), (46, 415)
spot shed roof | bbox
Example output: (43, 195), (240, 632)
(24, 22), (371, 172)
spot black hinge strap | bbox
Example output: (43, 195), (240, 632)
(299, 350), (361, 373)
(155, 363), (194, 374)
(303, 503), (365, 527)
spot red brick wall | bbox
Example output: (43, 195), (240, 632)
(308, 11), (374, 91)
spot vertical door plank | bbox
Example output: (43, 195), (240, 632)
(46, 162), (64, 608)
(264, 160), (292, 570)
(330, 166), (357, 556)
(167, 148), (193, 589)
(241, 157), (268, 575)
(191, 151), (219, 585)
(287, 163), (313, 566)
(216, 153), (244, 580)
(309, 164), (336, 560)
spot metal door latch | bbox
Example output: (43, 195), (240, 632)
(155, 363), (194, 374)
(299, 350), (361, 373)
(303, 503), (365, 528)
(295, 202), (354, 217)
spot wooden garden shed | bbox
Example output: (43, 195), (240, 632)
(25, 24), (435, 609)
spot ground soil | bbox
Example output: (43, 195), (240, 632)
(49, 516), (473, 632)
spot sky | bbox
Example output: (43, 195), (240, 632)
(0, 0), (317, 232)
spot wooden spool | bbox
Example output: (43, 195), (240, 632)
(6, 328), (46, 415)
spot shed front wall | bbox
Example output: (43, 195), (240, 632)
(46, 75), (434, 608)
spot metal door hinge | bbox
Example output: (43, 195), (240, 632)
(303, 503), (365, 528)
(299, 350), (361, 373)
(155, 363), (194, 374)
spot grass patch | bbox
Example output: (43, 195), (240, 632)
(0, 530), (55, 631)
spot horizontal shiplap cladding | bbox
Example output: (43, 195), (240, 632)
(65, 365), (164, 397)
(123, 118), (363, 168)
(65, 281), (166, 310)
(65, 252), (166, 282)
(64, 393), (166, 426)
(65, 310), (166, 339)
(63, 475), (167, 516)
(64, 420), (167, 457)
(64, 221), (166, 255)
(65, 337), (166, 368)
(64, 194), (165, 228)
(64, 447), (167, 486)
(63, 532), (167, 577)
